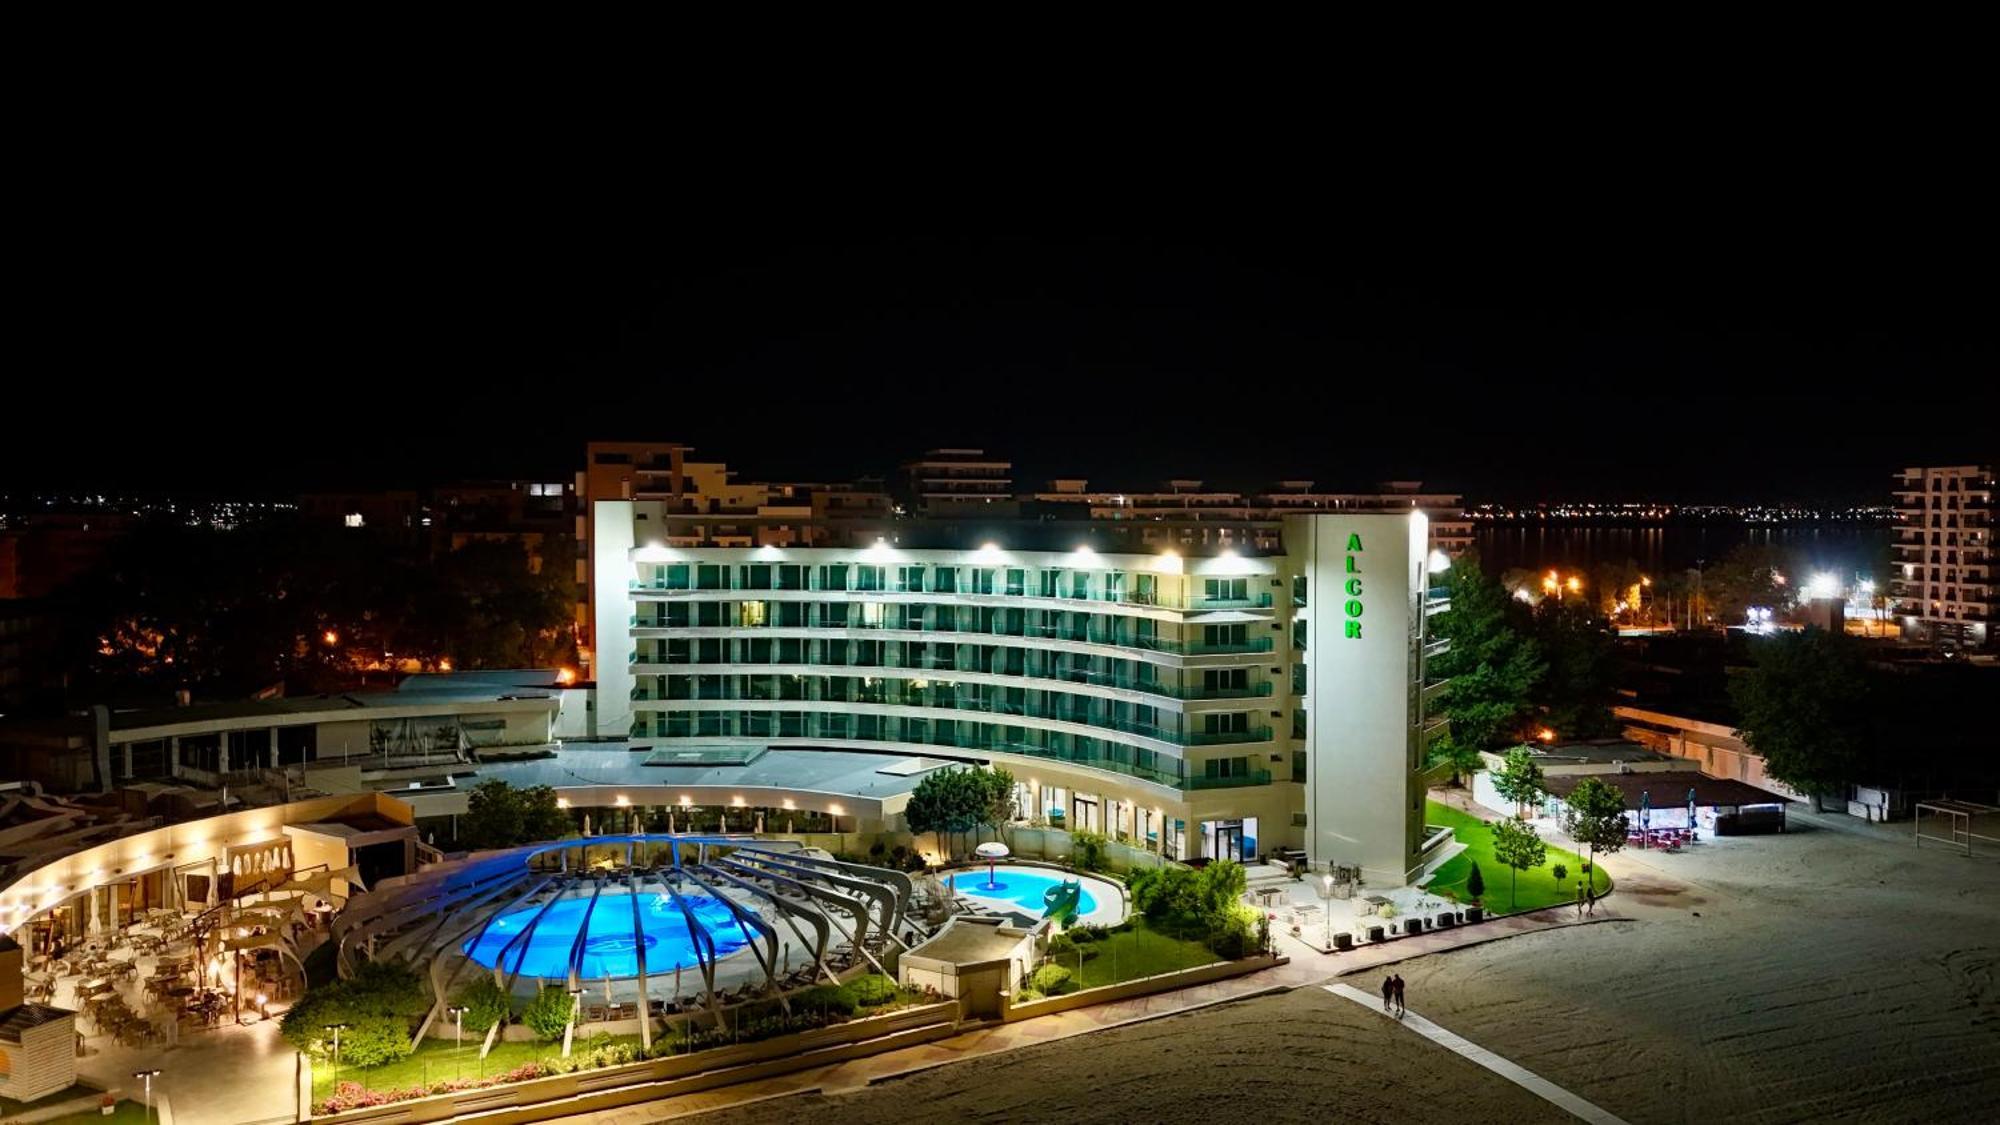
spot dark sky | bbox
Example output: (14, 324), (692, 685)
(15, 227), (1993, 504)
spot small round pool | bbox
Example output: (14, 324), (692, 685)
(463, 889), (753, 979)
(949, 864), (1126, 926)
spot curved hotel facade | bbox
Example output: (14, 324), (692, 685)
(596, 502), (1451, 884)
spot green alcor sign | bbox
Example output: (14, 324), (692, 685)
(1344, 532), (1363, 638)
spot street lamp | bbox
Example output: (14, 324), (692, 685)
(324, 1023), (348, 1089)
(447, 1004), (469, 1079)
(1322, 874), (1334, 949)
(133, 1070), (161, 1125)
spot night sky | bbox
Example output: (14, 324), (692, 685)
(16, 231), (1992, 503)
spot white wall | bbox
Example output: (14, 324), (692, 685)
(593, 500), (637, 737)
(1289, 513), (1427, 884)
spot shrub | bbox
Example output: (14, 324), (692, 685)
(1028, 963), (1074, 995)
(1205, 905), (1261, 959)
(454, 976), (510, 1034)
(1071, 830), (1110, 873)
(522, 985), (575, 1042)
(1067, 924), (1108, 943)
(1552, 863), (1568, 883)
(794, 983), (859, 1017)
(843, 973), (898, 1008)
(869, 840), (888, 860)
(331, 1015), (416, 1068)
(1466, 862), (1486, 902)
(280, 960), (431, 1060)
(1013, 986), (1044, 1003)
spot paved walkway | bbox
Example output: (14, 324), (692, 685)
(1324, 983), (1629, 1125)
(540, 904), (1624, 1124)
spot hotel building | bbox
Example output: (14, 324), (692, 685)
(595, 502), (1454, 884)
(1892, 464), (1994, 650)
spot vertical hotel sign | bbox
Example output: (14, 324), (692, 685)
(1344, 532), (1364, 638)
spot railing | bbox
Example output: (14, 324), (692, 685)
(1184, 769), (1273, 790)
(1186, 726), (1274, 746)
(629, 621), (1278, 658)
(628, 581), (1276, 614)
(630, 663), (1276, 705)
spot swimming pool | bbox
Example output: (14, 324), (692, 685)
(948, 864), (1126, 926)
(462, 889), (754, 979)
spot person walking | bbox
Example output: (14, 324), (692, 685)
(1391, 974), (1406, 1016)
(1381, 975), (1394, 1012)
(1585, 884), (1597, 916)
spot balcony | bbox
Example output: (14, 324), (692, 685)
(1185, 770), (1273, 791)
(1187, 726), (1274, 746)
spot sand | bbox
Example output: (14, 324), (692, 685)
(690, 806), (1999, 1125)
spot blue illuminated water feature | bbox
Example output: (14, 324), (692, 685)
(952, 868), (1098, 918)
(462, 890), (752, 978)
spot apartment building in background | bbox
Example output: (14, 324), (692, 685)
(1892, 464), (1995, 650)
(594, 503), (1455, 883)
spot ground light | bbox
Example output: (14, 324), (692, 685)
(448, 1004), (468, 1079)
(324, 1023), (347, 1089)
(132, 1069), (160, 1125)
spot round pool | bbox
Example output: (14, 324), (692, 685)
(462, 889), (753, 979)
(948, 864), (1126, 926)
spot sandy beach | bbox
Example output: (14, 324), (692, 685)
(693, 806), (1998, 1125)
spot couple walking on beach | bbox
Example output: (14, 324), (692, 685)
(1380, 973), (1406, 1017)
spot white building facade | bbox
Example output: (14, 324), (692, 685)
(594, 502), (1451, 884)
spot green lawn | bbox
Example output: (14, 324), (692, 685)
(1424, 800), (1610, 914)
(0, 1091), (151, 1125)
(1066, 917), (1221, 989)
(312, 1033), (644, 1100)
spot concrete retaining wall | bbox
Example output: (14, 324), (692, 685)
(1005, 953), (1284, 1021)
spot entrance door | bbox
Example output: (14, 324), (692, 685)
(1205, 819), (1246, 862)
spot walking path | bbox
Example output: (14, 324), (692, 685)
(540, 906), (1623, 1124)
(1323, 983), (1629, 1125)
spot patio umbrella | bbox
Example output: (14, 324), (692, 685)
(1688, 787), (1698, 838)
(975, 842), (1010, 889)
(1640, 791), (1651, 848)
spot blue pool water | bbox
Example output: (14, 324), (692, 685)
(462, 890), (752, 979)
(951, 868), (1098, 918)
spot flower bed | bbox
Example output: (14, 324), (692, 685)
(312, 975), (930, 1115)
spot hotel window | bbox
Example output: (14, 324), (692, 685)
(777, 565), (807, 590)
(741, 564), (772, 589)
(934, 567), (958, 593)
(861, 601), (885, 627)
(856, 565), (885, 591)
(819, 565), (848, 591)
(740, 601), (768, 627)
(1203, 712), (1250, 735)
(898, 566), (926, 592)
(1203, 756), (1249, 778)
(696, 564), (726, 590)
(1203, 577), (1248, 604)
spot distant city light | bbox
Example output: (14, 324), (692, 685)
(556, 667), (577, 686)
(321, 630), (339, 646)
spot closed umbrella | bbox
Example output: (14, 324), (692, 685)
(1640, 791), (1651, 848)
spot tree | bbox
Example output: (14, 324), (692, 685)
(980, 766), (1019, 841)
(522, 985), (575, 1042)
(1561, 776), (1629, 873)
(1425, 732), (1484, 786)
(454, 976), (510, 1034)
(1491, 746), (1547, 820)
(1528, 599), (1620, 739)
(459, 781), (572, 849)
(279, 961), (429, 1066)
(1431, 552), (1547, 752)
(1701, 543), (1790, 628)
(1465, 861), (1486, 904)
(1730, 628), (1875, 806)
(1489, 818), (1547, 912)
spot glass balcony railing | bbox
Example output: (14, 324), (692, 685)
(628, 713), (1186, 788)
(627, 618), (1277, 657)
(628, 664), (1275, 705)
(1185, 769), (1274, 790)
(629, 580), (1274, 613)
(628, 693), (1274, 749)
(1187, 727), (1274, 746)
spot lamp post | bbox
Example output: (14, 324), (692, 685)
(324, 1023), (348, 1090)
(1322, 874), (1334, 949)
(133, 1069), (160, 1125)
(447, 1004), (468, 1079)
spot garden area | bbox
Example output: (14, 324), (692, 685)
(2, 1088), (153, 1125)
(1018, 860), (1260, 1002)
(285, 961), (927, 1115)
(1423, 799), (1610, 913)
